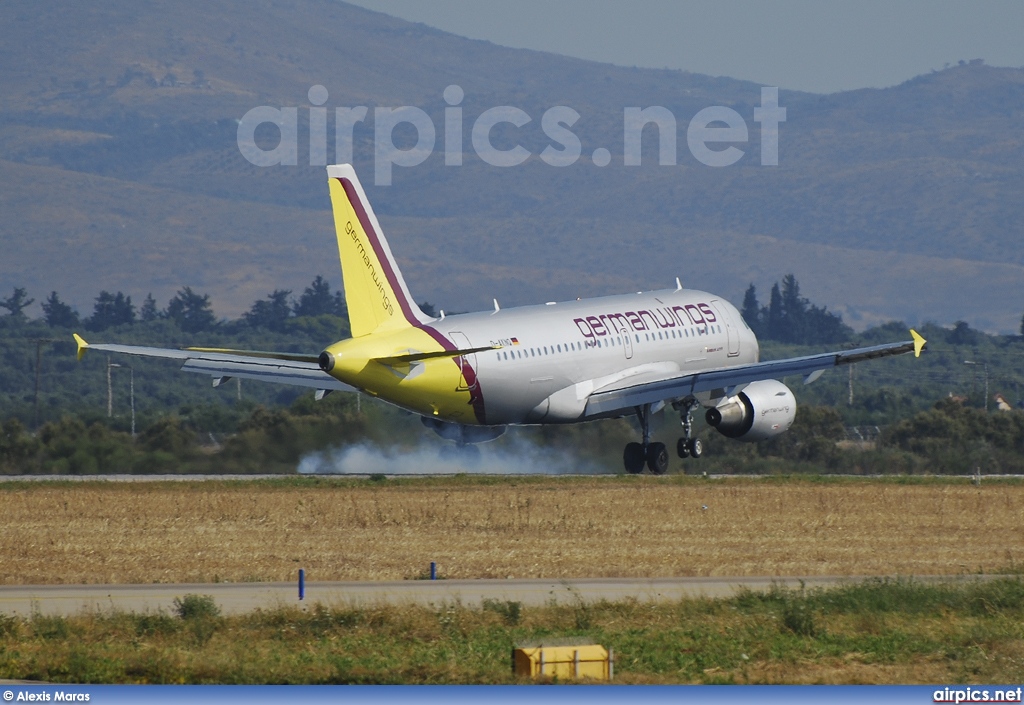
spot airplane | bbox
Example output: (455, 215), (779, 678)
(74, 163), (927, 474)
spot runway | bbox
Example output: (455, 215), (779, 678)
(0, 575), (1003, 616)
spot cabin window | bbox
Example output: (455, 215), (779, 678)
(635, 334), (640, 343)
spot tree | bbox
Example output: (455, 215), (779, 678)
(166, 287), (215, 333)
(418, 301), (437, 318)
(293, 275), (335, 318)
(802, 303), (852, 345)
(757, 275), (850, 345)
(0, 287), (34, 322)
(947, 320), (978, 346)
(139, 293), (161, 322)
(245, 289), (292, 331)
(740, 284), (761, 335)
(87, 291), (135, 331)
(333, 291), (348, 319)
(41, 291), (79, 328)
(779, 274), (806, 343)
(766, 283), (783, 340)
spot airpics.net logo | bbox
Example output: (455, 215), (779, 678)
(236, 84), (786, 185)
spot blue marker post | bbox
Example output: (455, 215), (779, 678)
(430, 562), (437, 580)
(298, 568), (305, 600)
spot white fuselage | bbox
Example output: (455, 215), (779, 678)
(427, 288), (759, 425)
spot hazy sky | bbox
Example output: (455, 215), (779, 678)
(346, 0), (1024, 94)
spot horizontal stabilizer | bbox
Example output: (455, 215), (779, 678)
(72, 334), (354, 393)
(184, 347), (321, 364)
(373, 345), (500, 367)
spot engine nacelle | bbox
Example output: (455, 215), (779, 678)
(705, 379), (796, 442)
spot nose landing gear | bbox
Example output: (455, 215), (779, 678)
(675, 398), (704, 459)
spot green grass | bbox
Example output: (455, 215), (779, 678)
(2, 578), (1023, 684)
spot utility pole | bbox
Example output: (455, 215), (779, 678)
(128, 365), (135, 439)
(107, 356), (114, 417)
(848, 364), (855, 406)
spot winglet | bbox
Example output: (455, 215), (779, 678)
(910, 329), (926, 358)
(73, 333), (89, 361)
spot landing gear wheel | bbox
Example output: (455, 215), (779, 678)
(646, 442), (669, 475)
(689, 438), (704, 459)
(623, 442), (646, 474)
(676, 437), (690, 458)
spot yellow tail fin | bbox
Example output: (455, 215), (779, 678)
(326, 164), (433, 337)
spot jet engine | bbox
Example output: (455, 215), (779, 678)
(705, 379), (796, 442)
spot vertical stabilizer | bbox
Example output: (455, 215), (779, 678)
(326, 164), (432, 337)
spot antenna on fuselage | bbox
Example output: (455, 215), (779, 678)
(675, 277), (682, 291)
(492, 299), (500, 314)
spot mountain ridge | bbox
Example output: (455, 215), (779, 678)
(0, 0), (1021, 331)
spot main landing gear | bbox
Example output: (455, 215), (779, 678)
(622, 399), (704, 475)
(623, 404), (670, 475)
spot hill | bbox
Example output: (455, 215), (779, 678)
(0, 1), (1022, 331)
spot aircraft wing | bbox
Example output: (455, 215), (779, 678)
(73, 334), (355, 394)
(583, 331), (926, 418)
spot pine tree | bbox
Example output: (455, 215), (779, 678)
(87, 291), (135, 331)
(166, 287), (216, 333)
(332, 291), (348, 319)
(780, 273), (806, 343)
(140, 293), (161, 322)
(245, 290), (292, 332)
(766, 283), (783, 340)
(740, 284), (761, 335)
(41, 292), (79, 328)
(293, 275), (335, 317)
(0, 287), (34, 322)
(418, 301), (437, 318)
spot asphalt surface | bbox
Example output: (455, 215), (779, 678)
(0, 575), (1004, 616)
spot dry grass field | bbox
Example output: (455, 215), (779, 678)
(2, 477), (1022, 585)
